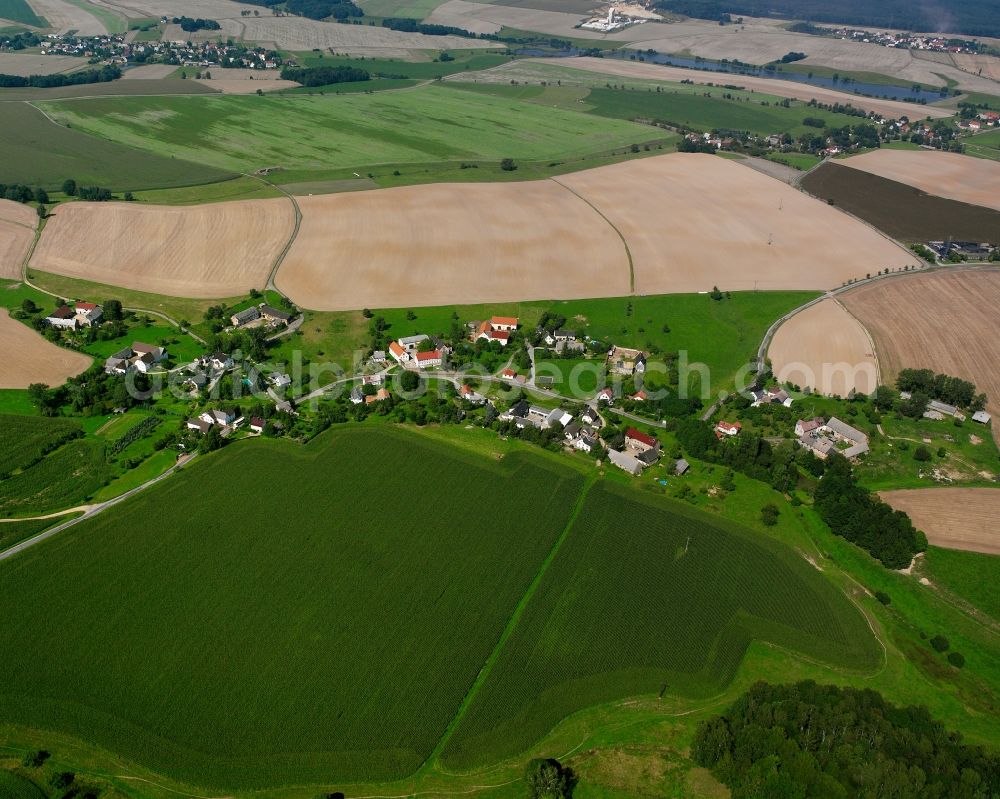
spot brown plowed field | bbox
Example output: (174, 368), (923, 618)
(801, 162), (1000, 242)
(768, 298), (877, 396)
(276, 181), (631, 311)
(0, 200), (37, 281)
(840, 149), (1000, 212)
(0, 309), (91, 388)
(276, 153), (915, 310)
(879, 488), (1000, 554)
(556, 154), (916, 295)
(840, 268), (1000, 445)
(31, 199), (294, 298)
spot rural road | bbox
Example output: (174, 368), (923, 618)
(0, 454), (196, 563)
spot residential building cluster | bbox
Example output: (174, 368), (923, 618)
(795, 416), (870, 460)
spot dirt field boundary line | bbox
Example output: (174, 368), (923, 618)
(549, 176), (634, 293)
(833, 296), (881, 386)
(250, 174), (301, 298)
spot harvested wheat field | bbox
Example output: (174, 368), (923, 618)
(0, 53), (84, 76)
(841, 149), (1000, 212)
(31, 199), (293, 298)
(556, 154), (917, 294)
(528, 57), (951, 120)
(277, 181), (630, 311)
(0, 309), (91, 388)
(0, 200), (37, 281)
(768, 298), (877, 396)
(194, 69), (299, 94)
(879, 488), (1000, 555)
(841, 268), (1000, 445)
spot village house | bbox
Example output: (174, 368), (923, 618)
(350, 386), (365, 404)
(260, 305), (293, 326)
(795, 417), (824, 437)
(715, 421), (741, 437)
(186, 417), (212, 434)
(459, 384), (486, 404)
(46, 301), (104, 330)
(596, 387), (614, 404)
(576, 434), (598, 453)
(230, 306), (261, 327)
(363, 373), (384, 386)
(365, 387), (391, 404)
(581, 405), (602, 427)
(398, 334), (429, 353)
(625, 427), (660, 455)
(269, 373), (291, 389)
(413, 349), (442, 369)
(371, 350), (387, 364)
(249, 416), (266, 433)
(972, 410), (992, 425)
(194, 351), (233, 371)
(500, 399), (530, 421)
(476, 316), (518, 347)
(388, 341), (408, 364)
(104, 342), (167, 375)
(675, 458), (690, 476)
(799, 416), (869, 460)
(500, 367), (518, 380)
(608, 448), (644, 476)
(630, 390), (648, 402)
(607, 345), (646, 376)
(200, 409), (236, 427)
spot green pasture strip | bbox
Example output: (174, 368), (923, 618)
(0, 437), (110, 517)
(0, 414), (82, 475)
(0, 101), (233, 190)
(0, 0), (45, 27)
(922, 546), (1000, 621)
(62, 0), (125, 32)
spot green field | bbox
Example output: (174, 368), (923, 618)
(442, 481), (881, 767)
(448, 81), (873, 137)
(0, 101), (234, 190)
(0, 770), (45, 799)
(0, 437), (110, 517)
(965, 128), (1000, 162)
(0, 515), (69, 552)
(923, 546), (1000, 620)
(36, 86), (654, 177)
(0, 427), (587, 787)
(0, 0), (45, 27)
(62, 0), (125, 32)
(534, 357), (603, 395)
(290, 50), (512, 81)
(355, 0), (451, 17)
(0, 414), (82, 476)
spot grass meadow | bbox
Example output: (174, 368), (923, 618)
(0, 437), (110, 517)
(0, 414), (82, 475)
(36, 86), (653, 175)
(0, 101), (234, 190)
(0, 770), (45, 799)
(922, 546), (1000, 621)
(442, 481), (881, 768)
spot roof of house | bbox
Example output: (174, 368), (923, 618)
(132, 342), (161, 355)
(389, 341), (405, 357)
(501, 368), (517, 377)
(580, 434), (597, 448)
(75, 301), (99, 311)
(631, 390), (647, 401)
(398, 334), (429, 347)
(250, 416), (265, 428)
(608, 448), (643, 475)
(927, 399), (958, 415)
(637, 447), (659, 465)
(626, 427), (658, 448)
(675, 458), (690, 474)
(48, 305), (74, 319)
(510, 399), (529, 417)
(716, 421), (741, 434)
(232, 306), (260, 322)
(973, 410), (992, 423)
(414, 349), (441, 362)
(260, 305), (292, 320)
(491, 316), (518, 327)
(825, 417), (867, 443)
(842, 442), (870, 459)
(372, 350), (386, 360)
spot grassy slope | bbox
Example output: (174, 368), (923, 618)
(272, 291), (815, 391)
(922, 547), (1000, 620)
(0, 101), (233, 190)
(964, 128), (1000, 162)
(0, 770), (45, 799)
(35, 86), (653, 175)
(0, 427), (587, 788)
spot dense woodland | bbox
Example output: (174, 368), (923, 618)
(693, 681), (1000, 798)
(656, 0), (1000, 38)
(279, 65), (369, 86)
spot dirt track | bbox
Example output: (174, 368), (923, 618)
(841, 269), (1000, 445)
(0, 309), (92, 388)
(879, 488), (1000, 555)
(31, 199), (293, 298)
(840, 149), (1000, 212)
(528, 57), (952, 120)
(277, 180), (631, 311)
(767, 298), (877, 396)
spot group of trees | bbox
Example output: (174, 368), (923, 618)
(693, 681), (1000, 798)
(0, 183), (46, 204)
(279, 65), (369, 86)
(896, 368), (985, 411)
(171, 16), (221, 31)
(814, 453), (926, 568)
(0, 64), (120, 89)
(243, 0), (363, 20)
(381, 17), (497, 39)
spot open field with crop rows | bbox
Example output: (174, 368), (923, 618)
(0, 413), (81, 476)
(0, 199), (35, 280)
(0, 426), (882, 787)
(0, 427), (586, 786)
(922, 546), (1000, 620)
(0, 0), (45, 27)
(767, 298), (878, 397)
(0, 309), (92, 389)
(276, 153), (913, 310)
(32, 198), (293, 297)
(0, 435), (108, 517)
(840, 149), (1000, 212)
(35, 85), (649, 175)
(0, 52), (82, 76)
(840, 269), (1000, 445)
(443, 481), (881, 768)
(801, 162), (1000, 242)
(20, 0), (108, 34)
(0, 101), (234, 190)
(880, 488), (1000, 555)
